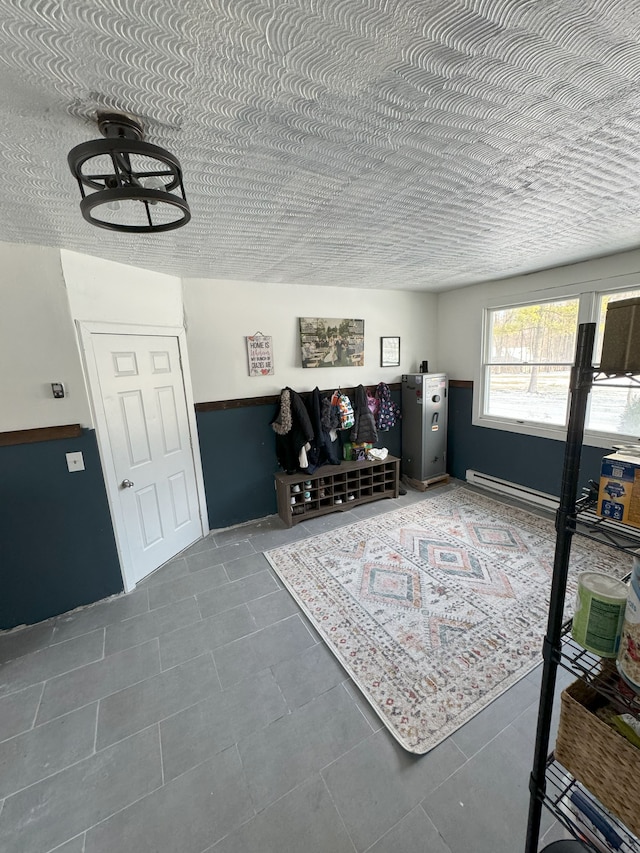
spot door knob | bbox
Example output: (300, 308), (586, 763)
(121, 479), (135, 489)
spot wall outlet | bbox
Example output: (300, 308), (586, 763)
(66, 451), (85, 472)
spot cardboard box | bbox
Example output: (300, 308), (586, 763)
(343, 442), (372, 461)
(597, 450), (640, 528)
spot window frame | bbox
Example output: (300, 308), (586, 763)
(473, 283), (640, 449)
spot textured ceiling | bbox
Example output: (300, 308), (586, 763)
(2, 0), (640, 291)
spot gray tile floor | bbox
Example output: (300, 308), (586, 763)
(0, 484), (573, 853)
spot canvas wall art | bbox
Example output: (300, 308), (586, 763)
(299, 317), (364, 368)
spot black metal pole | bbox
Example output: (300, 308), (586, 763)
(524, 323), (596, 853)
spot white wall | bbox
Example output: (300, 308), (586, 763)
(6, 240), (638, 433)
(0, 242), (90, 431)
(61, 250), (183, 327)
(3, 244), (432, 432)
(60, 250), (184, 428)
(182, 277), (437, 402)
(437, 248), (640, 380)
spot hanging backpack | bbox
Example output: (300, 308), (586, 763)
(332, 390), (355, 430)
(366, 387), (379, 419)
(375, 382), (401, 431)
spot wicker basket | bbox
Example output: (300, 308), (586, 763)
(555, 678), (640, 837)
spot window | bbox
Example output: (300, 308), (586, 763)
(588, 290), (640, 437)
(483, 298), (579, 427)
(479, 288), (640, 444)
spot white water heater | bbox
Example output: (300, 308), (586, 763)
(401, 373), (448, 482)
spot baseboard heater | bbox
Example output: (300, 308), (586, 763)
(465, 470), (559, 512)
(465, 469), (640, 543)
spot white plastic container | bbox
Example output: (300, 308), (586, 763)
(571, 571), (628, 657)
(617, 556), (640, 693)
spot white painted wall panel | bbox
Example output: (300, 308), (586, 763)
(0, 242), (90, 431)
(436, 248), (640, 381)
(182, 277), (437, 402)
(61, 250), (183, 328)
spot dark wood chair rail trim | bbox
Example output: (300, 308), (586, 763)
(195, 380), (472, 412)
(0, 424), (83, 447)
(195, 382), (403, 413)
(2, 384), (473, 443)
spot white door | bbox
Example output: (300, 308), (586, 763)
(92, 333), (202, 585)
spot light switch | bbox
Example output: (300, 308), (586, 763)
(66, 451), (85, 472)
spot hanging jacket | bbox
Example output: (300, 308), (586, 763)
(375, 382), (401, 431)
(350, 384), (378, 444)
(306, 388), (341, 469)
(271, 387), (314, 473)
(321, 396), (341, 433)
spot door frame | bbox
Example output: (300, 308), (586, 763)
(77, 321), (209, 592)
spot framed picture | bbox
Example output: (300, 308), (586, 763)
(380, 336), (400, 367)
(246, 333), (274, 376)
(299, 318), (364, 368)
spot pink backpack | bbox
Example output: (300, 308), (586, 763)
(366, 388), (379, 418)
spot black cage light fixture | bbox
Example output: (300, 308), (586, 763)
(68, 111), (190, 233)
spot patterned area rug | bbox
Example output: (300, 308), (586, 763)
(265, 487), (631, 754)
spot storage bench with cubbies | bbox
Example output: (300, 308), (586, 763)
(274, 456), (400, 527)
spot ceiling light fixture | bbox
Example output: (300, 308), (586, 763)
(67, 111), (190, 233)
